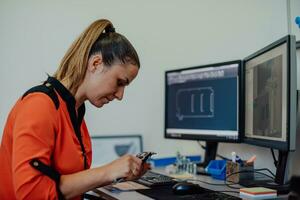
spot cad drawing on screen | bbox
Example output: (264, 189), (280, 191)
(176, 87), (215, 121)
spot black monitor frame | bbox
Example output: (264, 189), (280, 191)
(243, 35), (297, 152)
(164, 60), (244, 169)
(242, 35), (297, 187)
(164, 60), (244, 143)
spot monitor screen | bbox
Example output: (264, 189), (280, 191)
(91, 135), (143, 167)
(165, 60), (242, 142)
(244, 35), (297, 151)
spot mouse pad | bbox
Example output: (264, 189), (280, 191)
(136, 186), (242, 200)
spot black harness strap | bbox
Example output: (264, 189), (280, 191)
(23, 77), (88, 169)
(66, 101), (87, 169)
(30, 159), (64, 200)
(22, 84), (59, 110)
(46, 77), (88, 169)
(23, 77), (88, 199)
(30, 159), (60, 183)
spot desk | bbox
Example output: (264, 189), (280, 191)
(89, 169), (288, 200)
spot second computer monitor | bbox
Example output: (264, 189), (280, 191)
(244, 35), (297, 151)
(165, 60), (243, 142)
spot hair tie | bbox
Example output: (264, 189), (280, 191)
(105, 25), (116, 33)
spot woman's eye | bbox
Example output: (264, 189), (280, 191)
(117, 78), (129, 87)
(117, 80), (124, 86)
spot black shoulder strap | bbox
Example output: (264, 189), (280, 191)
(25, 80), (89, 199)
(22, 84), (59, 110)
(23, 85), (63, 199)
(30, 159), (93, 200)
(30, 159), (60, 185)
(30, 159), (65, 200)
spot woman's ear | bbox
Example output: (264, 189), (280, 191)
(87, 54), (103, 73)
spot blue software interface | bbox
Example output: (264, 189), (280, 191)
(166, 63), (239, 140)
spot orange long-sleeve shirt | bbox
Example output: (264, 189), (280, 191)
(0, 78), (92, 200)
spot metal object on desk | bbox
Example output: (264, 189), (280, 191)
(136, 152), (157, 163)
(174, 152), (198, 175)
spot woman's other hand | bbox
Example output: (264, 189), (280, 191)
(105, 154), (151, 182)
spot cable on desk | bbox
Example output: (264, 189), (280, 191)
(184, 176), (240, 189)
(224, 182), (242, 189)
(271, 148), (278, 167)
(226, 170), (274, 183)
(256, 168), (276, 178)
(185, 178), (238, 186)
(200, 189), (241, 194)
(211, 190), (240, 194)
(186, 168), (276, 190)
(224, 168), (278, 189)
(176, 179), (241, 194)
(233, 168), (275, 180)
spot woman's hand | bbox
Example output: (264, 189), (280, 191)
(105, 154), (151, 182)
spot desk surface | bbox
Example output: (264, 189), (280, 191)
(89, 169), (288, 200)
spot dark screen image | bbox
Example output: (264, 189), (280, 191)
(253, 55), (282, 138)
(167, 77), (238, 131)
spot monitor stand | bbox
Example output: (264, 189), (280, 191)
(196, 141), (218, 176)
(239, 150), (290, 195)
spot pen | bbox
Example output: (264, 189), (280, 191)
(235, 155), (243, 166)
(231, 152), (236, 163)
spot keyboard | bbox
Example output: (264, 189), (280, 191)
(135, 171), (177, 187)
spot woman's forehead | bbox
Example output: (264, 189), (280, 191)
(111, 63), (139, 81)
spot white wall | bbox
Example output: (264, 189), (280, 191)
(289, 0), (300, 177)
(1, 0), (298, 175)
(290, 0), (300, 40)
(290, 0), (300, 92)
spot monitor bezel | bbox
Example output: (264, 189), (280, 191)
(164, 60), (244, 143)
(243, 35), (297, 151)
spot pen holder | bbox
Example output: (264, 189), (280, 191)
(226, 161), (254, 183)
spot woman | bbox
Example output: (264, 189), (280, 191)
(0, 19), (149, 199)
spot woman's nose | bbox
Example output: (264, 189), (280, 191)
(115, 86), (124, 100)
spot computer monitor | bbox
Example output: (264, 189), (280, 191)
(91, 135), (143, 167)
(165, 60), (243, 170)
(243, 35), (297, 186)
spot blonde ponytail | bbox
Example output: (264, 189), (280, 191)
(53, 19), (113, 95)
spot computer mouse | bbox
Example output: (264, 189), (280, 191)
(172, 182), (206, 195)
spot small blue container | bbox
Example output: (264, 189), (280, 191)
(205, 160), (226, 180)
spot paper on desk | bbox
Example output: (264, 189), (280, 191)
(112, 181), (150, 191)
(169, 173), (194, 179)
